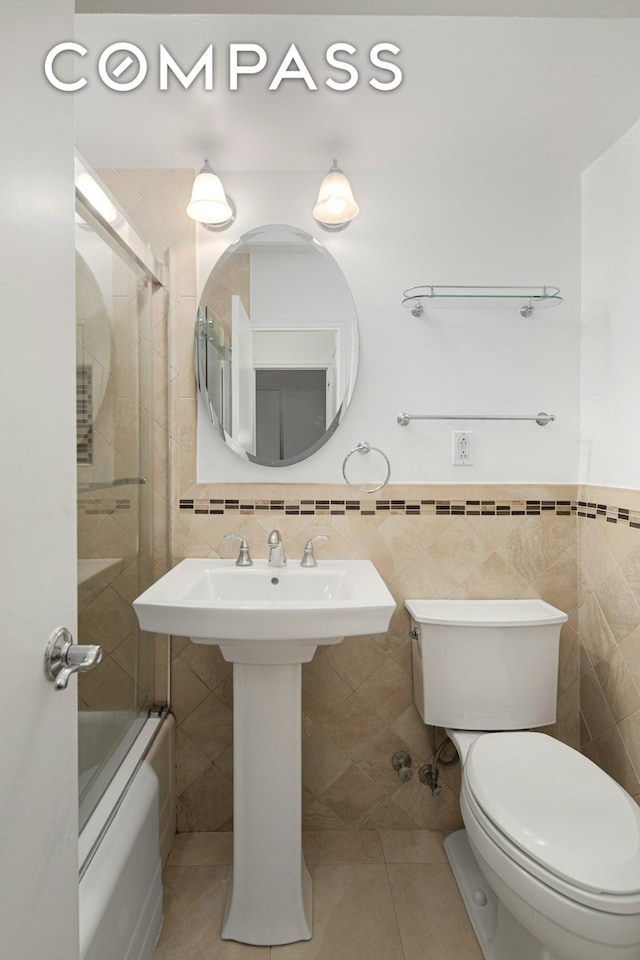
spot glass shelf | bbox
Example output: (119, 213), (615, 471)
(402, 285), (562, 317)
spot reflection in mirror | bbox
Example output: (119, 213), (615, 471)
(196, 224), (358, 466)
(75, 221), (112, 464)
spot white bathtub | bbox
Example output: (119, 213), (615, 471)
(79, 714), (175, 960)
(78, 710), (145, 831)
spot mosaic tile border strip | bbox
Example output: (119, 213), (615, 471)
(575, 500), (640, 528)
(177, 497), (640, 529)
(78, 498), (132, 516)
(76, 365), (93, 466)
(178, 497), (574, 518)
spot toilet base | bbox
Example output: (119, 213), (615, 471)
(445, 829), (556, 960)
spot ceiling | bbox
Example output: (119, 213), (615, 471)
(73, 14), (640, 174)
(75, 1), (640, 16)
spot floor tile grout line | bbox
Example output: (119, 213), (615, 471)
(383, 859), (409, 960)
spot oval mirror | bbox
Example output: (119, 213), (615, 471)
(195, 224), (359, 466)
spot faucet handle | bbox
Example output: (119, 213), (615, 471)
(300, 535), (329, 567)
(224, 534), (253, 567)
(268, 530), (281, 545)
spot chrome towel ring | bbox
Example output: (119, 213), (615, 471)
(342, 441), (391, 494)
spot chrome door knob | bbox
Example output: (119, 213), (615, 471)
(44, 627), (103, 690)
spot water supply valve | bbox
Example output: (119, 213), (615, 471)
(392, 751), (413, 783)
(419, 762), (442, 796)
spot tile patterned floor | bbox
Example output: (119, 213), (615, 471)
(153, 830), (483, 960)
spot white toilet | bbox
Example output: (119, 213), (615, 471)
(406, 598), (640, 960)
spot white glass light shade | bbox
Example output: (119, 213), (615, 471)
(186, 158), (234, 226)
(313, 159), (359, 229)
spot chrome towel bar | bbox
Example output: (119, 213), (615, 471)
(397, 412), (556, 427)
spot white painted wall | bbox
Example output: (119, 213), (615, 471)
(0, 1), (79, 956)
(253, 330), (336, 367)
(581, 118), (640, 489)
(249, 248), (349, 421)
(250, 251), (352, 323)
(197, 167), (580, 483)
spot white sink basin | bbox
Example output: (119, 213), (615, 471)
(188, 566), (350, 602)
(133, 558), (395, 659)
(133, 556), (394, 946)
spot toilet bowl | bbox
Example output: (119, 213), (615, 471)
(455, 729), (640, 960)
(406, 599), (640, 960)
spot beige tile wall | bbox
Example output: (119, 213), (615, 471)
(103, 168), (586, 832)
(170, 484), (580, 832)
(106, 169), (640, 836)
(576, 485), (640, 803)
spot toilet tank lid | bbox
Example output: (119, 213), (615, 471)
(405, 599), (568, 627)
(466, 732), (640, 896)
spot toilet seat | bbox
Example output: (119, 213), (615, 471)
(463, 780), (640, 916)
(463, 732), (640, 911)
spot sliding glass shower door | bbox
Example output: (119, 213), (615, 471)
(75, 211), (156, 830)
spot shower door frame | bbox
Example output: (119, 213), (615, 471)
(74, 152), (166, 289)
(74, 152), (168, 838)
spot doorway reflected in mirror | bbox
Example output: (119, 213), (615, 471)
(195, 223), (358, 467)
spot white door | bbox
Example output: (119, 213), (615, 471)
(0, 2), (79, 959)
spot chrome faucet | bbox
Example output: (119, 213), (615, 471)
(267, 530), (287, 567)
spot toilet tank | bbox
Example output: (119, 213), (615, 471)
(405, 599), (567, 731)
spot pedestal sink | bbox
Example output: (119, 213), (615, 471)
(133, 558), (395, 945)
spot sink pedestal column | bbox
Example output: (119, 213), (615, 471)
(221, 660), (313, 946)
(132, 559), (396, 943)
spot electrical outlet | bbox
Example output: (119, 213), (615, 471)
(453, 431), (474, 466)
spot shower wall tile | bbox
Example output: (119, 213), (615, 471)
(97, 167), (191, 706)
(79, 655), (135, 712)
(112, 168), (165, 198)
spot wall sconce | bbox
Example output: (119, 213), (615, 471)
(312, 158), (359, 232)
(186, 157), (235, 231)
